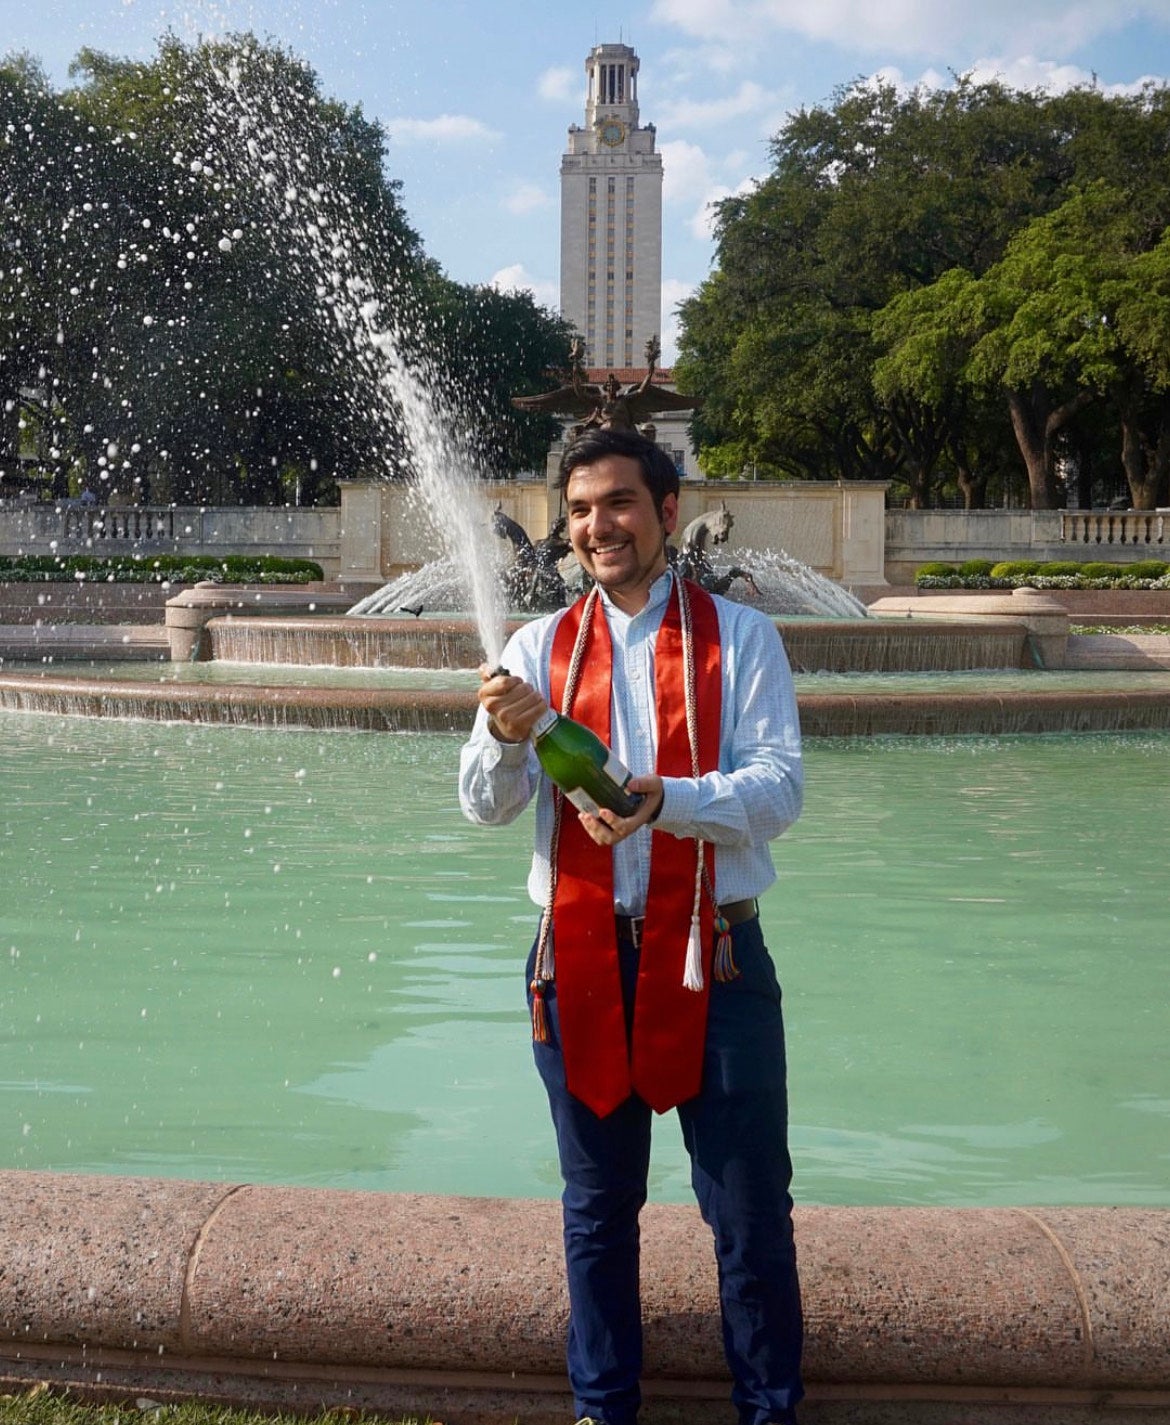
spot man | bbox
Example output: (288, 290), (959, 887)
(458, 427), (804, 1425)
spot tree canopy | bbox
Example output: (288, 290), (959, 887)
(675, 77), (1170, 507)
(1, 35), (570, 505)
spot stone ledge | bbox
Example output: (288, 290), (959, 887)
(0, 624), (170, 661)
(0, 1173), (1167, 1423)
(4, 674), (1170, 738)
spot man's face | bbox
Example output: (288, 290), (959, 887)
(565, 454), (678, 613)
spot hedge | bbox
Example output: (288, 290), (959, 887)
(916, 559), (1170, 589)
(0, 554), (324, 584)
(917, 550), (1162, 584)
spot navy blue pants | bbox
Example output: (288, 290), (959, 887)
(529, 917), (803, 1425)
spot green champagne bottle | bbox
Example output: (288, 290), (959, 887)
(530, 707), (643, 817)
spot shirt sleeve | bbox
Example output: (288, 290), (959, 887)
(457, 623), (546, 827)
(653, 606), (803, 848)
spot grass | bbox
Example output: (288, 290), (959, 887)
(0, 1390), (437, 1425)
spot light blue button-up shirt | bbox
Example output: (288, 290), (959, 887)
(458, 569), (803, 915)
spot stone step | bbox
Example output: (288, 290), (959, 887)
(0, 623), (170, 661)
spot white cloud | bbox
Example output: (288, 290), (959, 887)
(656, 80), (775, 132)
(688, 176), (758, 242)
(503, 182), (553, 215)
(660, 137), (767, 238)
(660, 278), (696, 365)
(651, 0), (744, 41)
(386, 114), (501, 144)
(872, 56), (1165, 98)
(538, 65), (577, 102)
(660, 140), (715, 207)
(964, 54), (1166, 95)
(650, 0), (1170, 62)
(655, 40), (745, 80)
(490, 263), (559, 310)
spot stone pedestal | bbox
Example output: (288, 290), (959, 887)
(337, 479), (385, 581)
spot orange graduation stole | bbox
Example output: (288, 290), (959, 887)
(545, 577), (722, 1117)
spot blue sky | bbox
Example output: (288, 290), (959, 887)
(14, 0), (1170, 361)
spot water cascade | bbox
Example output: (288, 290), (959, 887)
(345, 539), (872, 622)
(208, 48), (509, 667)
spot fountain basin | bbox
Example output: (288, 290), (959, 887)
(868, 588), (1071, 668)
(164, 583), (359, 661)
(204, 614), (492, 669)
(1, 1172), (1167, 1424)
(5, 667), (1170, 736)
(197, 611), (1036, 674)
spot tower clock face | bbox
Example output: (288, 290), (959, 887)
(599, 119), (626, 147)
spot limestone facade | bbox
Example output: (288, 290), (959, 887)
(560, 44), (663, 370)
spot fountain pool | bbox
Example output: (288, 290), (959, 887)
(3, 711), (1167, 1208)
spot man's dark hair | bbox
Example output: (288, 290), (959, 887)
(557, 427), (680, 515)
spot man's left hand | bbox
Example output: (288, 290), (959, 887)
(577, 774), (663, 846)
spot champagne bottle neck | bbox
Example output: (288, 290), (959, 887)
(530, 707), (559, 740)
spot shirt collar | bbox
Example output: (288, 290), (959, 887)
(595, 565), (675, 625)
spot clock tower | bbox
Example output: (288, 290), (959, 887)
(560, 43), (663, 370)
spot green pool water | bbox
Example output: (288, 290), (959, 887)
(1, 713), (1167, 1207)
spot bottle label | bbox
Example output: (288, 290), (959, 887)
(603, 751), (633, 787)
(566, 787), (602, 816)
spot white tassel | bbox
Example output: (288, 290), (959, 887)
(683, 915), (704, 991)
(683, 837), (706, 991)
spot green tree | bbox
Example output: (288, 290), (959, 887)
(422, 278), (574, 475)
(3, 35), (567, 505)
(676, 77), (1072, 496)
(677, 76), (1170, 508)
(877, 183), (1170, 507)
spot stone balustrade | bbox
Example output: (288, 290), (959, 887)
(59, 505), (179, 544)
(1061, 510), (1168, 547)
(0, 504), (339, 571)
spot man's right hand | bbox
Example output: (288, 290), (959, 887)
(477, 666), (548, 744)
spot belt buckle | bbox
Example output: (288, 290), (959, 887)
(617, 914), (644, 949)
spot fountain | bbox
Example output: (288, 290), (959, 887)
(4, 35), (1170, 1425)
(341, 513), (871, 619)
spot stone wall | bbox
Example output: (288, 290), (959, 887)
(340, 477), (890, 587)
(886, 508), (1170, 582)
(5, 492), (1169, 588)
(1, 1172), (1168, 1425)
(0, 503), (340, 574)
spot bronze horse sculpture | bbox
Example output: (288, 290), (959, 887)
(673, 502), (758, 598)
(492, 506), (571, 612)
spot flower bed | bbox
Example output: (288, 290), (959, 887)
(915, 558), (1170, 590)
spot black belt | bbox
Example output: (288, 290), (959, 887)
(615, 897), (758, 949)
